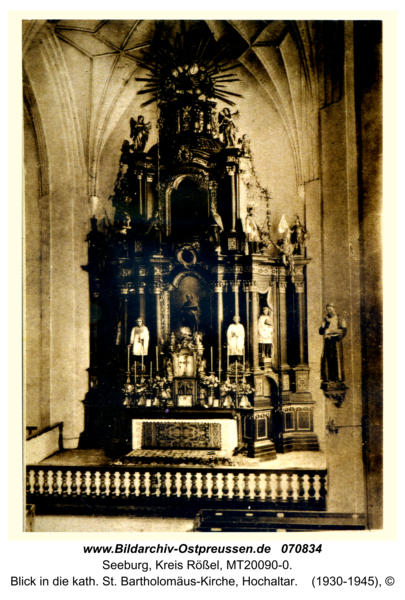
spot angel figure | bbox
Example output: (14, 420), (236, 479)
(218, 108), (238, 147)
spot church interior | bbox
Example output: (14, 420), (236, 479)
(23, 19), (382, 532)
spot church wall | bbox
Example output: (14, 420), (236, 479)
(303, 179), (325, 454)
(24, 27), (90, 448)
(317, 24), (365, 513)
(354, 21), (383, 530)
(24, 104), (43, 431)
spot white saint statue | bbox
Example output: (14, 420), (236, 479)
(258, 307), (273, 358)
(227, 315), (245, 356)
(130, 318), (149, 356)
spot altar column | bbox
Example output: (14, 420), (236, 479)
(243, 281), (250, 367)
(277, 274), (290, 373)
(293, 272), (311, 395)
(214, 281), (225, 380)
(295, 279), (306, 366)
(138, 283), (146, 323)
(231, 280), (240, 317)
(248, 281), (260, 372)
(226, 166), (237, 232)
(122, 288), (129, 346)
(146, 175), (154, 221)
(135, 171), (144, 218)
(154, 283), (162, 349)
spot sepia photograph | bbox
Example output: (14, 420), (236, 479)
(23, 17), (383, 534)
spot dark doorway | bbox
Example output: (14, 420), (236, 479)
(170, 178), (208, 240)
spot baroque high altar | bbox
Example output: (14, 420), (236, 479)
(81, 37), (319, 462)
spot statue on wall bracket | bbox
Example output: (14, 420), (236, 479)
(130, 115), (151, 152)
(319, 303), (348, 407)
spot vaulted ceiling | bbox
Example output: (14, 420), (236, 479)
(23, 19), (323, 195)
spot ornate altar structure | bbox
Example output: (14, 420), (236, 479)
(80, 37), (319, 462)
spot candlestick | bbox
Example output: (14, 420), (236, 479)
(236, 360), (238, 384)
(135, 361), (137, 384)
(127, 345), (130, 372)
(150, 362), (152, 379)
(156, 346), (158, 371)
(210, 347), (213, 372)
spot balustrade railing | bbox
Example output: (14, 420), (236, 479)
(26, 465), (327, 509)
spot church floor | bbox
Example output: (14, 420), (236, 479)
(31, 514), (195, 533)
(39, 449), (327, 470)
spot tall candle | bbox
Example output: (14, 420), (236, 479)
(127, 345), (130, 372)
(211, 347), (213, 372)
(156, 346), (158, 371)
(150, 362), (152, 378)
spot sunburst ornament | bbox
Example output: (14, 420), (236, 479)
(135, 24), (243, 107)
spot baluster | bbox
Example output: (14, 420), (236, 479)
(313, 474), (321, 501)
(243, 473), (251, 500)
(319, 473), (327, 506)
(150, 472), (159, 497)
(201, 472), (209, 499)
(81, 471), (88, 496)
(99, 472), (107, 498)
(169, 472), (178, 497)
(119, 472), (127, 498)
(211, 472), (219, 499)
(264, 473), (272, 500)
(33, 470), (41, 495)
(61, 470), (69, 497)
(139, 472), (147, 497)
(296, 473), (306, 503)
(232, 473), (241, 499)
(160, 472), (168, 498)
(52, 470), (59, 495)
(89, 472), (97, 498)
(222, 473), (230, 500)
(26, 469), (32, 495)
(180, 472), (188, 498)
(254, 473), (262, 501)
(71, 470), (78, 496)
(43, 470), (50, 496)
(190, 473), (198, 498)
(275, 473), (283, 503)
(286, 473), (294, 503)
(108, 471), (117, 497)
(128, 472), (136, 497)
(308, 474), (316, 504)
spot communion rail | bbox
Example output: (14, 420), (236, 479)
(26, 465), (327, 512)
